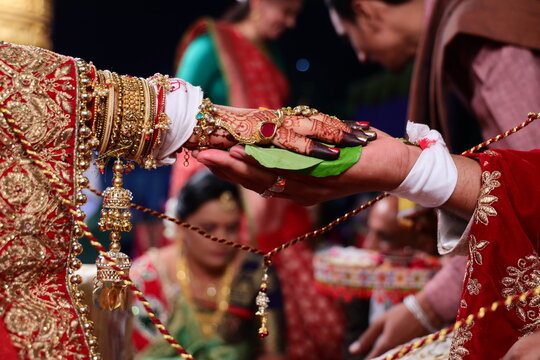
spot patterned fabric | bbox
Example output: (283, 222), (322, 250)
(0, 43), (90, 359)
(450, 149), (540, 359)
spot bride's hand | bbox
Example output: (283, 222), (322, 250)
(183, 105), (375, 160)
(194, 130), (412, 205)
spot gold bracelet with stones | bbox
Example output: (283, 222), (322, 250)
(194, 98), (283, 147)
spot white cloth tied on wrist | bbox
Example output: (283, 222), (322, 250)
(389, 121), (458, 208)
(154, 80), (203, 166)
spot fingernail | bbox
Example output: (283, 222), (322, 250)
(342, 132), (364, 146)
(356, 121), (370, 128)
(349, 341), (361, 353)
(355, 135), (368, 146)
(311, 145), (340, 160)
(360, 129), (377, 140)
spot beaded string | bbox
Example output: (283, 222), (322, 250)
(383, 284), (540, 360)
(11, 101), (533, 358)
(463, 112), (538, 154)
(1, 108), (194, 360)
(88, 112), (537, 350)
(89, 113), (538, 261)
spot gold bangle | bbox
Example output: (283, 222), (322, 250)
(140, 83), (157, 159)
(134, 78), (152, 159)
(98, 70), (115, 155)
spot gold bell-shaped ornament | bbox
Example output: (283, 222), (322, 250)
(93, 159), (133, 311)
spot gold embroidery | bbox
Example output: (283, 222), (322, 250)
(0, 44), (88, 358)
(501, 255), (540, 334)
(474, 171), (501, 226)
(464, 235), (489, 296)
(449, 321), (473, 360)
(466, 278), (481, 296)
(469, 235), (489, 266)
(484, 150), (501, 157)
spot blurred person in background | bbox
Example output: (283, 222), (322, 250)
(131, 171), (285, 360)
(171, 1), (346, 359)
(364, 196), (437, 256)
(325, 0), (540, 357)
(357, 196), (464, 358)
(327, 0), (540, 152)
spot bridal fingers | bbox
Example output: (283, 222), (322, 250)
(273, 127), (340, 160)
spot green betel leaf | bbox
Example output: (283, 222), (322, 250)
(244, 145), (362, 177)
(244, 145), (324, 170)
(300, 145), (362, 177)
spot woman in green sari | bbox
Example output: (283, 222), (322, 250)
(131, 171), (285, 360)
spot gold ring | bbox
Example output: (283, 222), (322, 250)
(259, 176), (286, 198)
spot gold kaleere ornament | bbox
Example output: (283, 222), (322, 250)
(255, 257), (272, 338)
(93, 158), (133, 311)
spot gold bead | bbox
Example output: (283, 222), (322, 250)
(80, 91), (90, 101)
(109, 231), (121, 242)
(88, 136), (100, 148)
(83, 320), (94, 331)
(79, 126), (91, 138)
(109, 242), (121, 252)
(78, 304), (89, 315)
(78, 160), (90, 170)
(113, 163), (124, 173)
(75, 209), (86, 221)
(78, 175), (89, 187)
(70, 274), (82, 285)
(78, 143), (88, 152)
(87, 336), (98, 347)
(112, 176), (123, 187)
(70, 258), (82, 270)
(72, 242), (83, 255)
(76, 192), (88, 205)
(73, 225), (84, 238)
(80, 76), (90, 86)
(74, 290), (85, 300)
(81, 110), (92, 120)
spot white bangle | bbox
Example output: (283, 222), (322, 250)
(403, 295), (438, 333)
(389, 121), (458, 208)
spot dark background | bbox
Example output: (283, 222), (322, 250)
(52, 0), (382, 117)
(53, 0), (405, 260)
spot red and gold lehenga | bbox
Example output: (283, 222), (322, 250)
(449, 149), (540, 359)
(0, 42), (176, 359)
(0, 43), (92, 359)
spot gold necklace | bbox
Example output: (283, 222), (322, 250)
(175, 251), (236, 338)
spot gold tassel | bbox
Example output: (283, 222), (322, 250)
(255, 257), (272, 338)
(93, 158), (133, 311)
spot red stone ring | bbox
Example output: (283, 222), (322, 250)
(260, 176), (287, 198)
(256, 110), (284, 144)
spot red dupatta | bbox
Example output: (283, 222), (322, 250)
(450, 149), (540, 359)
(175, 18), (289, 108)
